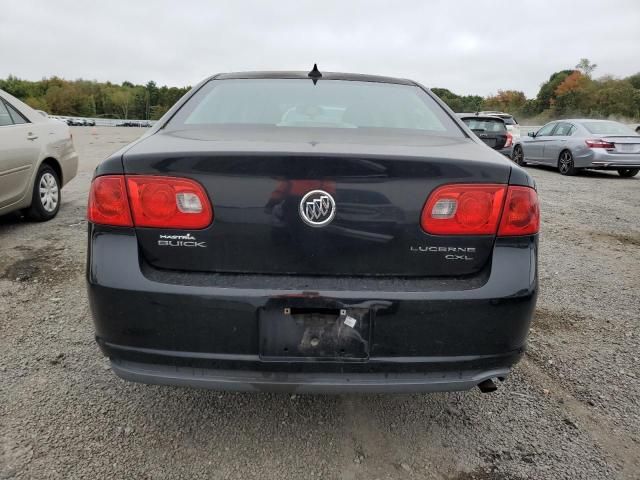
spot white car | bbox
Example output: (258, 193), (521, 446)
(0, 89), (79, 221)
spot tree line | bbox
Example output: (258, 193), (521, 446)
(433, 59), (640, 123)
(0, 76), (189, 120)
(1, 59), (639, 122)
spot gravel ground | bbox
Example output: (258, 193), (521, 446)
(1, 127), (639, 480)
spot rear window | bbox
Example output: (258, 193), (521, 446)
(167, 79), (464, 136)
(461, 118), (506, 132)
(6, 102), (28, 124)
(0, 100), (12, 126)
(582, 121), (636, 135)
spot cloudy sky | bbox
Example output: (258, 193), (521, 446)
(1, 0), (638, 97)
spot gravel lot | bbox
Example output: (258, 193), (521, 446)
(1, 127), (639, 480)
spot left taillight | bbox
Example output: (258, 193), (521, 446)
(87, 175), (213, 229)
(87, 175), (133, 226)
(585, 139), (615, 149)
(126, 176), (213, 229)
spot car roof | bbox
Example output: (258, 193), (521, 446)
(211, 70), (417, 86)
(560, 119), (622, 123)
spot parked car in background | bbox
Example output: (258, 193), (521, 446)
(0, 89), (79, 220)
(117, 120), (151, 127)
(87, 69), (539, 394)
(457, 114), (512, 155)
(512, 119), (640, 177)
(66, 117), (85, 126)
(478, 111), (521, 140)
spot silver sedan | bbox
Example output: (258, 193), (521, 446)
(512, 119), (640, 177)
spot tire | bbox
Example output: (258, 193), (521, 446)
(26, 164), (61, 221)
(558, 150), (578, 176)
(512, 145), (526, 166)
(617, 168), (639, 178)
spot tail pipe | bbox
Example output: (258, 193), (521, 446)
(477, 378), (498, 393)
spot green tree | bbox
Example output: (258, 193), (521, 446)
(591, 79), (638, 118)
(24, 96), (49, 111)
(431, 88), (483, 112)
(626, 72), (640, 90)
(575, 58), (597, 78)
(108, 88), (135, 119)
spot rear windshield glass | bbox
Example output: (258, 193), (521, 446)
(461, 118), (506, 132)
(167, 79), (463, 136)
(582, 121), (636, 135)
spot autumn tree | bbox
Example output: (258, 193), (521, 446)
(552, 71), (591, 115)
(482, 90), (527, 113)
(536, 70), (575, 111)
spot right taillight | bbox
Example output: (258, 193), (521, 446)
(421, 183), (539, 236)
(87, 175), (213, 229)
(497, 186), (540, 236)
(504, 132), (513, 148)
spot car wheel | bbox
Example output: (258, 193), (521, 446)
(512, 145), (526, 166)
(617, 168), (639, 178)
(26, 165), (61, 221)
(558, 150), (578, 176)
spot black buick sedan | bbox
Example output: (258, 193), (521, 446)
(87, 68), (539, 393)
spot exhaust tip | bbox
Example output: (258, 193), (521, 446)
(477, 378), (498, 393)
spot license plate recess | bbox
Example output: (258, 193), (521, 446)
(259, 306), (370, 361)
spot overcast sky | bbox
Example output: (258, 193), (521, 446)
(1, 0), (638, 97)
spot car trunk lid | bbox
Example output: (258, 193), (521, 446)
(604, 136), (640, 154)
(122, 127), (512, 277)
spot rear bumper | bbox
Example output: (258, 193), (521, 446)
(109, 357), (513, 393)
(87, 227), (538, 393)
(575, 148), (640, 169)
(499, 146), (513, 157)
(589, 161), (640, 170)
(57, 138), (79, 187)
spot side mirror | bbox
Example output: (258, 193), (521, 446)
(528, 131), (536, 138)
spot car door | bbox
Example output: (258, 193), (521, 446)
(0, 99), (41, 208)
(526, 122), (557, 161)
(543, 122), (574, 163)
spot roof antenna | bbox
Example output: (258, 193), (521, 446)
(308, 63), (322, 85)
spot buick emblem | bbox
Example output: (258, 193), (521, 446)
(299, 190), (336, 227)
